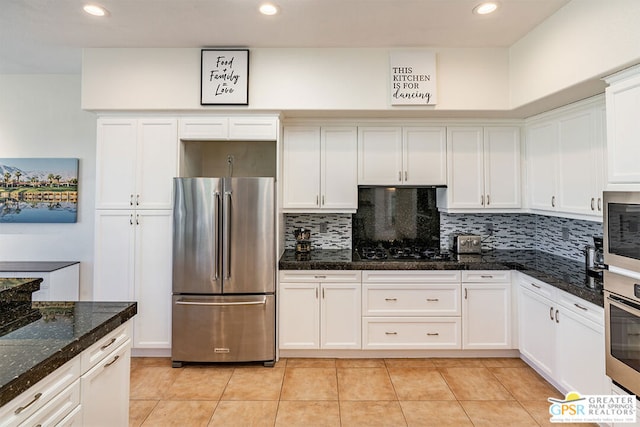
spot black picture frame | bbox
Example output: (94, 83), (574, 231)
(201, 49), (249, 105)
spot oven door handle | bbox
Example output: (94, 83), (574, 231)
(608, 294), (640, 316)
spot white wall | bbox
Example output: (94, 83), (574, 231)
(81, 47), (510, 112)
(0, 74), (97, 300)
(509, 0), (640, 108)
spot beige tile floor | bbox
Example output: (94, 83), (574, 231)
(129, 357), (597, 427)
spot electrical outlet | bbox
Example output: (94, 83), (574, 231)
(484, 223), (494, 235)
(562, 227), (570, 240)
(319, 222), (328, 233)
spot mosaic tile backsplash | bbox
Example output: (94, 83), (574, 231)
(285, 212), (603, 262)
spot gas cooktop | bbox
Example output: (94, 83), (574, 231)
(356, 245), (451, 261)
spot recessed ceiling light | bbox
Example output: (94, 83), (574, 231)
(473, 2), (499, 15)
(83, 4), (109, 17)
(259, 3), (279, 16)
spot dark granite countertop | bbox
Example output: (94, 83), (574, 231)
(0, 301), (137, 407)
(279, 249), (604, 307)
(0, 278), (42, 300)
(0, 261), (79, 272)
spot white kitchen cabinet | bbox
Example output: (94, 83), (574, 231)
(462, 271), (512, 350)
(439, 126), (520, 211)
(361, 270), (461, 350)
(518, 274), (605, 395)
(278, 271), (361, 350)
(282, 126), (357, 212)
(96, 118), (178, 210)
(93, 210), (172, 351)
(525, 96), (605, 218)
(358, 126), (446, 186)
(604, 65), (640, 187)
(179, 116), (278, 141)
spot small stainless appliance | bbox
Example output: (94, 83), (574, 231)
(603, 191), (640, 273)
(171, 177), (275, 367)
(450, 234), (482, 254)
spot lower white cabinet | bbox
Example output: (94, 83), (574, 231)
(0, 321), (132, 427)
(462, 271), (512, 350)
(518, 274), (605, 395)
(361, 271), (462, 350)
(279, 271), (361, 350)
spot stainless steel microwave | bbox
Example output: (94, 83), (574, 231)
(604, 191), (640, 273)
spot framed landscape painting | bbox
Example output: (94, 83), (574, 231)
(0, 158), (79, 223)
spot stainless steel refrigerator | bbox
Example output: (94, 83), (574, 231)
(171, 177), (275, 367)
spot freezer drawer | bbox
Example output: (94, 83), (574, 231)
(171, 294), (275, 364)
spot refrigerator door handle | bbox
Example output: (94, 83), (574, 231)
(175, 297), (267, 306)
(223, 190), (232, 280)
(212, 191), (221, 281)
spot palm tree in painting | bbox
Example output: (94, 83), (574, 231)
(15, 171), (22, 187)
(47, 173), (55, 187)
(30, 176), (39, 187)
(3, 172), (10, 188)
(54, 175), (62, 187)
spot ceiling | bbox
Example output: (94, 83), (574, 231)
(1, 0), (570, 74)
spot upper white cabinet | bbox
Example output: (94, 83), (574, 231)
(439, 126), (520, 211)
(282, 126), (358, 212)
(525, 96), (605, 219)
(358, 126), (446, 186)
(179, 116), (278, 141)
(96, 118), (179, 210)
(604, 65), (640, 187)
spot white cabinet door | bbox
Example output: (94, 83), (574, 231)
(93, 210), (135, 301)
(321, 283), (361, 349)
(133, 210), (173, 349)
(81, 341), (131, 427)
(518, 286), (556, 378)
(484, 127), (521, 209)
(282, 127), (321, 209)
(136, 119), (178, 209)
(526, 121), (558, 211)
(605, 66), (640, 185)
(95, 119), (137, 209)
(555, 306), (605, 395)
(321, 127), (357, 210)
(557, 110), (597, 215)
(462, 283), (511, 349)
(278, 282), (320, 349)
(447, 127), (484, 208)
(358, 127), (403, 185)
(403, 127), (447, 186)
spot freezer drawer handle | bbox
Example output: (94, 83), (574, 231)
(176, 298), (267, 306)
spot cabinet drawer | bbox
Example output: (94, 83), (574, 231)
(518, 274), (556, 300)
(279, 270), (361, 283)
(362, 317), (461, 349)
(80, 321), (132, 373)
(363, 284), (460, 316)
(20, 381), (80, 427)
(462, 271), (511, 283)
(0, 358), (80, 426)
(229, 117), (277, 140)
(557, 290), (603, 325)
(179, 118), (228, 140)
(362, 270), (461, 283)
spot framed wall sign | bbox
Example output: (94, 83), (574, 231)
(201, 49), (249, 105)
(389, 50), (437, 106)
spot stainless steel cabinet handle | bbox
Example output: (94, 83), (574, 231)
(129, 214), (133, 225)
(314, 275), (326, 279)
(549, 306), (554, 321)
(426, 298), (439, 302)
(322, 288), (325, 299)
(398, 171), (402, 182)
(176, 298), (267, 306)
(481, 195), (484, 206)
(598, 198), (602, 211)
(316, 195), (319, 205)
(129, 194), (133, 206)
(100, 337), (116, 350)
(555, 309), (559, 323)
(464, 288), (468, 299)
(322, 195), (325, 206)
(591, 198), (595, 211)
(426, 333), (440, 336)
(385, 331), (397, 335)
(385, 297), (397, 301)
(532, 283), (541, 289)
(404, 171), (408, 181)
(14, 392), (42, 414)
(316, 288), (318, 299)
(104, 355), (120, 368)
(552, 196), (556, 207)
(486, 195), (490, 206)
(481, 275), (493, 279)
(136, 194), (140, 206)
(574, 303), (588, 311)
(135, 214), (139, 225)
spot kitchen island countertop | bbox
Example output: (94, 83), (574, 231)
(279, 249), (604, 307)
